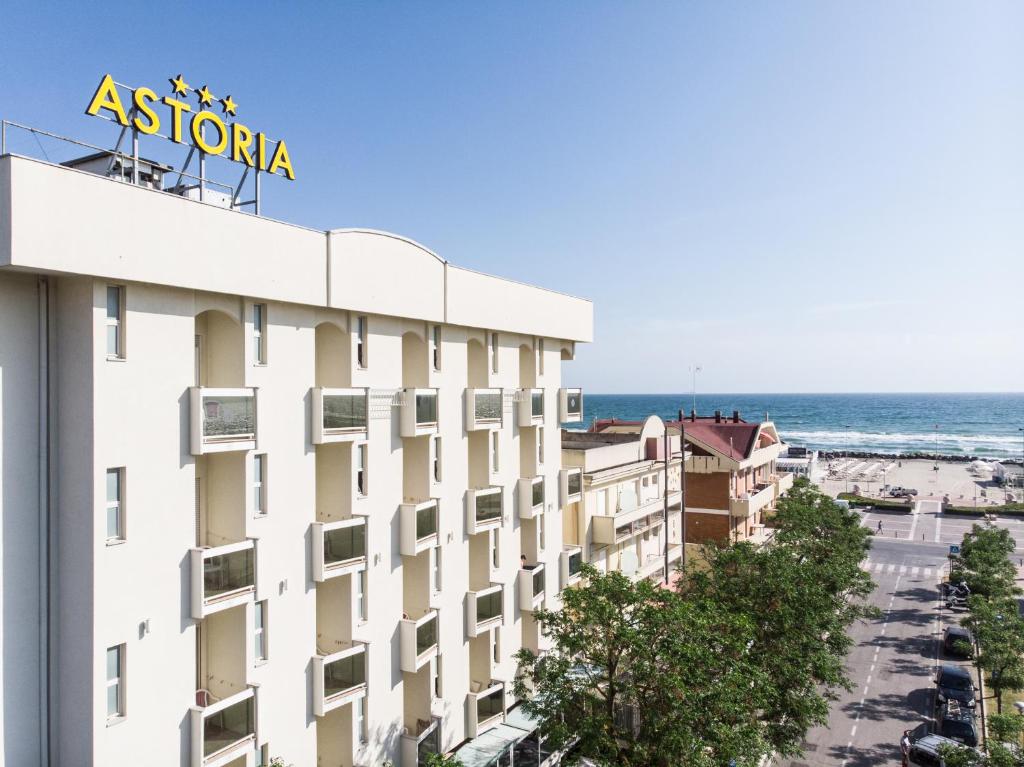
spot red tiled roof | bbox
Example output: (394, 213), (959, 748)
(591, 417), (760, 460)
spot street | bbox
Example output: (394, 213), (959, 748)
(776, 504), (1016, 766)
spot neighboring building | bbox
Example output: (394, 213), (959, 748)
(592, 411), (791, 544)
(560, 416), (686, 584)
(0, 152), (592, 767)
(776, 444), (819, 479)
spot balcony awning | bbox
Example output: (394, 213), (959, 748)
(453, 706), (541, 766)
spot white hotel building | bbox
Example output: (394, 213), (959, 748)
(0, 153), (591, 767)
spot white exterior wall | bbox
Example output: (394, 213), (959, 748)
(0, 154), (591, 767)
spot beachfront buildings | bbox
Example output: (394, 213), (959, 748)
(560, 418), (686, 583)
(0, 152), (591, 767)
(591, 412), (791, 544)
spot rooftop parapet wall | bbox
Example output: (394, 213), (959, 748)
(0, 154), (593, 343)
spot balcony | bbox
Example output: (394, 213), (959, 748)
(560, 546), (583, 588)
(189, 686), (256, 767)
(559, 388), (583, 424)
(516, 388), (544, 427)
(465, 388), (503, 431)
(468, 681), (505, 737)
(311, 387), (368, 444)
(518, 477), (545, 519)
(775, 471), (795, 495)
(466, 487), (503, 535)
(313, 641), (367, 716)
(401, 388), (439, 437)
(190, 540), (256, 619)
(311, 518), (367, 582)
(401, 610), (439, 673)
(401, 499), (439, 556)
(560, 468), (583, 506)
(730, 481), (776, 518)
(401, 715), (442, 767)
(518, 564), (545, 612)
(467, 584), (503, 637)
(593, 512), (662, 546)
(190, 387), (257, 455)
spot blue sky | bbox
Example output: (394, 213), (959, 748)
(1, 2), (1021, 393)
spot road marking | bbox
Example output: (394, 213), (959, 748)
(924, 567), (932, 577)
(888, 564), (896, 573)
(909, 509), (920, 541)
(935, 509), (942, 542)
(912, 566), (920, 576)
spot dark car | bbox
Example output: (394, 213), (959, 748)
(936, 664), (976, 709)
(943, 627), (974, 658)
(938, 700), (979, 747)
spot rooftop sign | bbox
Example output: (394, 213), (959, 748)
(85, 73), (294, 180)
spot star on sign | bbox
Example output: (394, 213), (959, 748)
(196, 85), (215, 107)
(220, 95), (238, 116)
(169, 74), (190, 96)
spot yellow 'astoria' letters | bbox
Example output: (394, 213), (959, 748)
(132, 88), (161, 135)
(85, 74), (129, 126)
(231, 123), (255, 166)
(162, 97), (192, 144)
(191, 111), (229, 155)
(267, 141), (295, 180)
(256, 133), (268, 171)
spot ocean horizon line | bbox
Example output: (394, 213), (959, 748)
(584, 391), (1024, 397)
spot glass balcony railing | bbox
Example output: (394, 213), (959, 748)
(475, 492), (502, 524)
(324, 524), (366, 567)
(202, 694), (255, 758)
(416, 503), (438, 542)
(477, 686), (504, 722)
(324, 651), (366, 700)
(567, 471), (582, 498)
(568, 550), (583, 579)
(532, 568), (545, 598)
(531, 480), (545, 509)
(417, 726), (441, 765)
(416, 392), (438, 426)
(204, 547), (255, 602)
(565, 390), (582, 417)
(416, 615), (438, 657)
(531, 391), (544, 419)
(476, 590), (503, 625)
(322, 392), (367, 432)
(202, 394), (255, 440)
(474, 391), (502, 424)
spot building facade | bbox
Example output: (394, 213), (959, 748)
(0, 153), (592, 767)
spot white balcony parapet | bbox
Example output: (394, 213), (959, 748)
(467, 681), (505, 737)
(401, 715), (442, 767)
(517, 476), (545, 520)
(465, 388), (503, 431)
(466, 486), (503, 535)
(311, 518), (367, 582)
(312, 387), (368, 444)
(518, 564), (545, 612)
(190, 539), (257, 619)
(313, 641), (368, 716)
(516, 388), (544, 427)
(189, 686), (257, 767)
(592, 511), (663, 546)
(401, 499), (440, 557)
(190, 387), (257, 455)
(401, 388), (439, 437)
(559, 388), (583, 423)
(401, 610), (439, 673)
(467, 584), (503, 638)
(560, 546), (584, 588)
(559, 468), (583, 506)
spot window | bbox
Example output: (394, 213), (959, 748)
(538, 512), (546, 551)
(106, 644), (124, 720)
(106, 468), (124, 542)
(252, 303), (266, 364)
(490, 332), (499, 373)
(432, 325), (442, 371)
(537, 338), (544, 375)
(355, 316), (367, 368)
(254, 601), (268, 662)
(491, 431), (500, 474)
(490, 529), (500, 569)
(256, 744), (270, 767)
(492, 627), (501, 664)
(433, 655), (443, 699)
(253, 454), (266, 516)
(432, 436), (442, 483)
(537, 427), (545, 465)
(356, 444), (368, 496)
(106, 285), (124, 358)
(354, 696), (368, 744)
(432, 546), (442, 592)
(355, 570), (367, 622)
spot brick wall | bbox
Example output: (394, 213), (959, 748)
(685, 471), (730, 510)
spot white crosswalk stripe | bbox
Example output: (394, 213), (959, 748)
(911, 567), (920, 576)
(887, 564), (896, 574)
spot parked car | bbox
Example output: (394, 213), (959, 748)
(943, 626), (974, 658)
(937, 700), (979, 747)
(905, 731), (976, 767)
(889, 486), (919, 497)
(935, 664), (976, 708)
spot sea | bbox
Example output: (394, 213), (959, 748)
(576, 393), (1024, 460)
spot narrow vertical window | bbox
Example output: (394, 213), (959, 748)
(253, 454), (267, 517)
(492, 627), (501, 664)
(356, 316), (367, 368)
(537, 426), (545, 465)
(432, 546), (442, 592)
(256, 744), (269, 767)
(491, 431), (500, 474)
(432, 436), (442, 483)
(491, 529), (500, 569)
(538, 512), (546, 552)
(432, 325), (442, 371)
(356, 444), (368, 496)
(354, 696), (368, 743)
(106, 468), (124, 542)
(433, 655), (443, 698)
(356, 570), (367, 622)
(252, 303), (267, 364)
(537, 337), (544, 376)
(106, 285), (124, 358)
(254, 601), (268, 662)
(490, 332), (499, 373)
(106, 644), (124, 720)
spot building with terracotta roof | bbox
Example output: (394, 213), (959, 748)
(591, 411), (794, 544)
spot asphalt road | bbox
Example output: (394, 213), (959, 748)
(776, 505), (1003, 767)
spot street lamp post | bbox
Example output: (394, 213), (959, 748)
(690, 365), (702, 415)
(1019, 427), (1024, 502)
(844, 424), (851, 494)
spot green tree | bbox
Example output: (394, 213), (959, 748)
(514, 565), (770, 767)
(423, 754), (464, 767)
(953, 524), (1020, 599)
